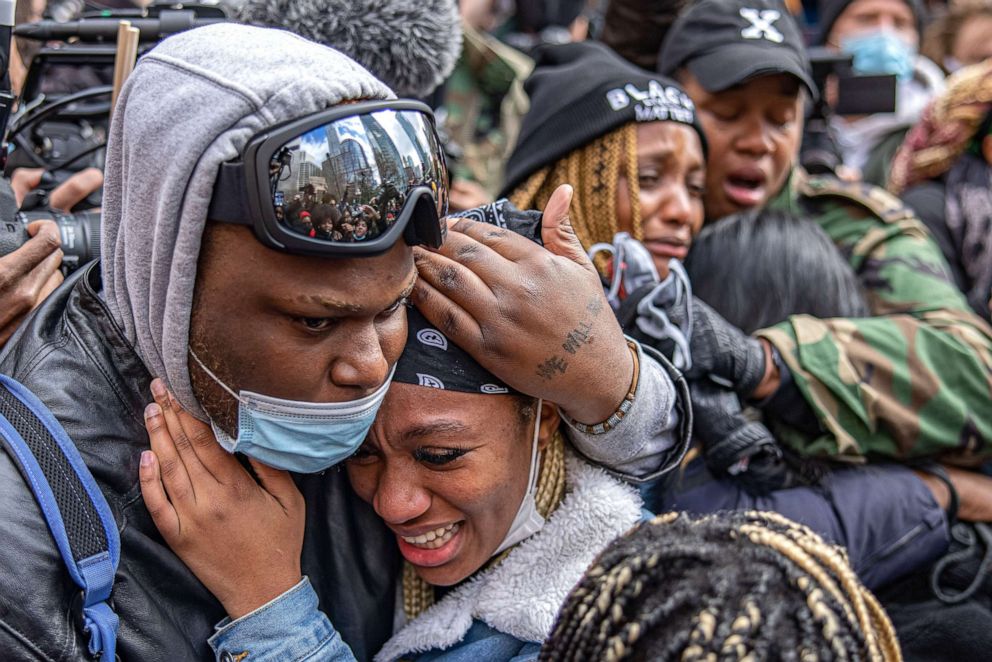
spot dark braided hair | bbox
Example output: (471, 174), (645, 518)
(541, 511), (902, 662)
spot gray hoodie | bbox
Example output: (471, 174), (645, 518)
(100, 23), (394, 418)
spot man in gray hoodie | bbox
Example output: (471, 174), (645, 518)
(0, 23), (686, 661)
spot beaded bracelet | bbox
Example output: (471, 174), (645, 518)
(560, 339), (640, 435)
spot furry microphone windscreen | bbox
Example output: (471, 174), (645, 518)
(236, 0), (462, 98)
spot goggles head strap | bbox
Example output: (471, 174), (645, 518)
(206, 162), (252, 227)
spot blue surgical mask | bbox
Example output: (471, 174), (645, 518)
(190, 350), (394, 473)
(841, 30), (917, 82)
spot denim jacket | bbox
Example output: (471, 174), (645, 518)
(209, 578), (354, 662)
(209, 452), (644, 662)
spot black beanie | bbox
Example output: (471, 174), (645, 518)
(812, 0), (925, 46)
(500, 40), (707, 197)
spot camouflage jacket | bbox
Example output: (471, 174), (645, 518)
(762, 171), (992, 463)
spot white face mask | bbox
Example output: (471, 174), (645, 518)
(492, 399), (547, 555)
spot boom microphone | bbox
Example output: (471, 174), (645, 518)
(237, 0), (462, 98)
(14, 10), (226, 42)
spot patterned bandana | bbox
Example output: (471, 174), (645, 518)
(396, 199), (542, 394)
(394, 306), (519, 395)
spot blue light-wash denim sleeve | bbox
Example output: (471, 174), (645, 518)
(208, 576), (356, 662)
(415, 621), (539, 661)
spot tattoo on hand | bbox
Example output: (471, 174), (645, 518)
(586, 296), (604, 316)
(562, 321), (594, 355)
(536, 355), (569, 380)
(536, 298), (604, 380)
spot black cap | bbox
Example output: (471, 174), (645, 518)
(502, 40), (706, 197)
(811, 0), (925, 46)
(657, 0), (816, 97)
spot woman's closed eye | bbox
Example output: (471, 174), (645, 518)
(704, 104), (742, 123)
(414, 447), (471, 466)
(767, 103), (798, 130)
(638, 169), (661, 189)
(687, 174), (706, 197)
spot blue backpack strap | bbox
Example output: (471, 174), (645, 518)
(0, 375), (121, 661)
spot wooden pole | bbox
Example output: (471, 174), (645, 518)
(110, 21), (140, 120)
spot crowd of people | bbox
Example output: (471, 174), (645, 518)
(279, 189), (391, 242)
(2, 0), (992, 661)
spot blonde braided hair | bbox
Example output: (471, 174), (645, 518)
(541, 511), (902, 662)
(403, 427), (568, 621)
(509, 123), (642, 274)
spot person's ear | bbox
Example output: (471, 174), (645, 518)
(981, 135), (992, 165)
(537, 402), (560, 452)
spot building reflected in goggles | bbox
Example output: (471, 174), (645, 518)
(270, 109), (447, 244)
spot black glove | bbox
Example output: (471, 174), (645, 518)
(667, 298), (767, 397)
(620, 285), (765, 396)
(691, 379), (794, 495)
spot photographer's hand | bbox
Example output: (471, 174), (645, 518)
(11, 167), (104, 211)
(0, 220), (63, 347)
(413, 185), (634, 424)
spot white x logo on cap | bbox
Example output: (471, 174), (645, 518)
(740, 8), (784, 43)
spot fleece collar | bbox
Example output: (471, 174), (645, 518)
(375, 451), (643, 661)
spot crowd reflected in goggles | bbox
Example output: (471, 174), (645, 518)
(208, 101), (449, 257)
(272, 108), (448, 244)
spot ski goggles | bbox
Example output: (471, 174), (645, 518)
(207, 100), (449, 257)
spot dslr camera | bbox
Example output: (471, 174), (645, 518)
(0, 2), (228, 273)
(0, 209), (100, 274)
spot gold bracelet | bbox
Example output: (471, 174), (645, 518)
(561, 339), (640, 435)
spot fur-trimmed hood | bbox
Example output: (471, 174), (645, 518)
(375, 452), (644, 661)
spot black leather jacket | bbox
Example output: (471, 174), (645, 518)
(0, 263), (398, 661)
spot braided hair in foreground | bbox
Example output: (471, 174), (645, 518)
(540, 511), (902, 662)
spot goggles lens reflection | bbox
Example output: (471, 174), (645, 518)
(269, 108), (448, 244)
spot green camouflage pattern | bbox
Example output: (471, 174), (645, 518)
(761, 171), (992, 463)
(441, 25), (532, 196)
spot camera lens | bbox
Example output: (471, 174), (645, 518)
(0, 210), (102, 274)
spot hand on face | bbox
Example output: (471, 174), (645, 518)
(138, 378), (305, 620)
(412, 185), (634, 424)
